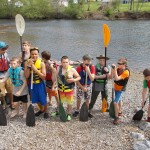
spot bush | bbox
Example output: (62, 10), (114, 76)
(104, 7), (114, 17)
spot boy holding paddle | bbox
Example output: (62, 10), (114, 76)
(111, 58), (130, 125)
(142, 68), (150, 122)
(24, 47), (49, 119)
(73, 54), (95, 118)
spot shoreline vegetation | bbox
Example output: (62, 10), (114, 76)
(0, 1), (149, 20)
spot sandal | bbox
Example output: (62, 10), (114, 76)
(118, 112), (122, 116)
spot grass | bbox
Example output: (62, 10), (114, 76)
(81, 1), (150, 12)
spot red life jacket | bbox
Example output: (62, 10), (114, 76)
(147, 80), (150, 89)
(0, 54), (9, 72)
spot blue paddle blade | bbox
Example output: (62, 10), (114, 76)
(79, 102), (88, 122)
(26, 104), (35, 127)
(59, 103), (67, 122)
(0, 104), (7, 126)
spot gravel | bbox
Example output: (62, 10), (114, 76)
(0, 71), (149, 150)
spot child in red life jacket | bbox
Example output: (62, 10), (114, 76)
(0, 57), (28, 118)
(73, 54), (95, 118)
(41, 51), (59, 116)
(142, 68), (150, 122)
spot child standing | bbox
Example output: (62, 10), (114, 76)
(142, 68), (150, 122)
(41, 51), (59, 116)
(24, 47), (49, 119)
(0, 57), (28, 118)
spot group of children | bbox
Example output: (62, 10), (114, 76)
(0, 40), (150, 124)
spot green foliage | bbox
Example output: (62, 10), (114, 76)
(104, 7), (114, 17)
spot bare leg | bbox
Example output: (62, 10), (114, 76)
(114, 102), (119, 118)
(67, 104), (72, 114)
(11, 102), (19, 118)
(37, 103), (44, 112)
(23, 102), (27, 118)
(7, 93), (14, 108)
(47, 88), (52, 105)
(86, 100), (89, 109)
(148, 104), (150, 117)
(118, 100), (122, 113)
(76, 99), (81, 111)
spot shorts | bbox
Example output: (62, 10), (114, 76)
(77, 85), (92, 101)
(0, 78), (12, 97)
(28, 81), (47, 106)
(47, 88), (58, 97)
(114, 90), (124, 103)
(59, 90), (74, 105)
(46, 80), (53, 89)
(13, 95), (28, 103)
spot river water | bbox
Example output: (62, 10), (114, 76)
(0, 19), (150, 72)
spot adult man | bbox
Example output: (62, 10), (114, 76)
(89, 55), (111, 113)
(111, 58), (130, 125)
(0, 41), (13, 109)
(57, 56), (80, 121)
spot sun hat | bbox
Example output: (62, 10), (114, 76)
(96, 54), (109, 60)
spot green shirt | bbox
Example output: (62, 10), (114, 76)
(143, 79), (148, 88)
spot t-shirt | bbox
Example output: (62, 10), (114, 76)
(5, 68), (28, 96)
(143, 79), (150, 89)
(114, 70), (129, 91)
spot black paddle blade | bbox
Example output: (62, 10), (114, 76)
(132, 109), (144, 121)
(59, 103), (67, 122)
(0, 104), (7, 126)
(109, 101), (115, 118)
(26, 104), (35, 127)
(79, 102), (88, 122)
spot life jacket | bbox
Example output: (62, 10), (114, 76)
(9, 67), (23, 87)
(58, 65), (75, 92)
(95, 63), (107, 83)
(79, 63), (92, 85)
(0, 54), (9, 72)
(147, 80), (150, 89)
(45, 63), (52, 81)
(114, 68), (130, 91)
(31, 59), (42, 84)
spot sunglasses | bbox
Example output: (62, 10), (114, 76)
(117, 62), (124, 65)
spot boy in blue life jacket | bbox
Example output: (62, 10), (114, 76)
(142, 68), (150, 122)
(73, 54), (95, 118)
(0, 57), (28, 118)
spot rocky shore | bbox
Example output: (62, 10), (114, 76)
(0, 71), (150, 150)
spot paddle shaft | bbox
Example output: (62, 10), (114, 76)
(20, 36), (24, 63)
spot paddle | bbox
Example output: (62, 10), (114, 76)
(0, 104), (7, 126)
(15, 14), (25, 64)
(79, 71), (89, 122)
(26, 70), (35, 126)
(132, 92), (149, 121)
(109, 75), (115, 118)
(102, 24), (111, 112)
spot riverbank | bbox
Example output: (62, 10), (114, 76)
(0, 71), (149, 150)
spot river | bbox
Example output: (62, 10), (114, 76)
(0, 19), (150, 72)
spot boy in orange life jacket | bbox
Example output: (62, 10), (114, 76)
(41, 51), (59, 116)
(111, 58), (130, 125)
(24, 47), (49, 119)
(0, 41), (14, 109)
(73, 54), (95, 118)
(142, 68), (150, 122)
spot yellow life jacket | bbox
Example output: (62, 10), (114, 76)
(29, 58), (42, 84)
(58, 65), (75, 92)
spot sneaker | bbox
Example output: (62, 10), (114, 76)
(67, 114), (72, 121)
(35, 111), (44, 117)
(73, 111), (79, 117)
(88, 112), (93, 118)
(10, 111), (19, 118)
(51, 111), (59, 117)
(113, 117), (120, 125)
(44, 113), (49, 119)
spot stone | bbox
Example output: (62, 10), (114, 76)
(130, 132), (145, 140)
(139, 121), (150, 131)
(133, 141), (149, 150)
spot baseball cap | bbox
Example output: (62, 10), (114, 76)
(0, 41), (8, 49)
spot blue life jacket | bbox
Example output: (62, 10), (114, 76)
(79, 64), (92, 85)
(9, 67), (23, 87)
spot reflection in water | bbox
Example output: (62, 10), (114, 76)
(0, 20), (150, 72)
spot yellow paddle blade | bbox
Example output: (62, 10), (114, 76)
(103, 24), (111, 48)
